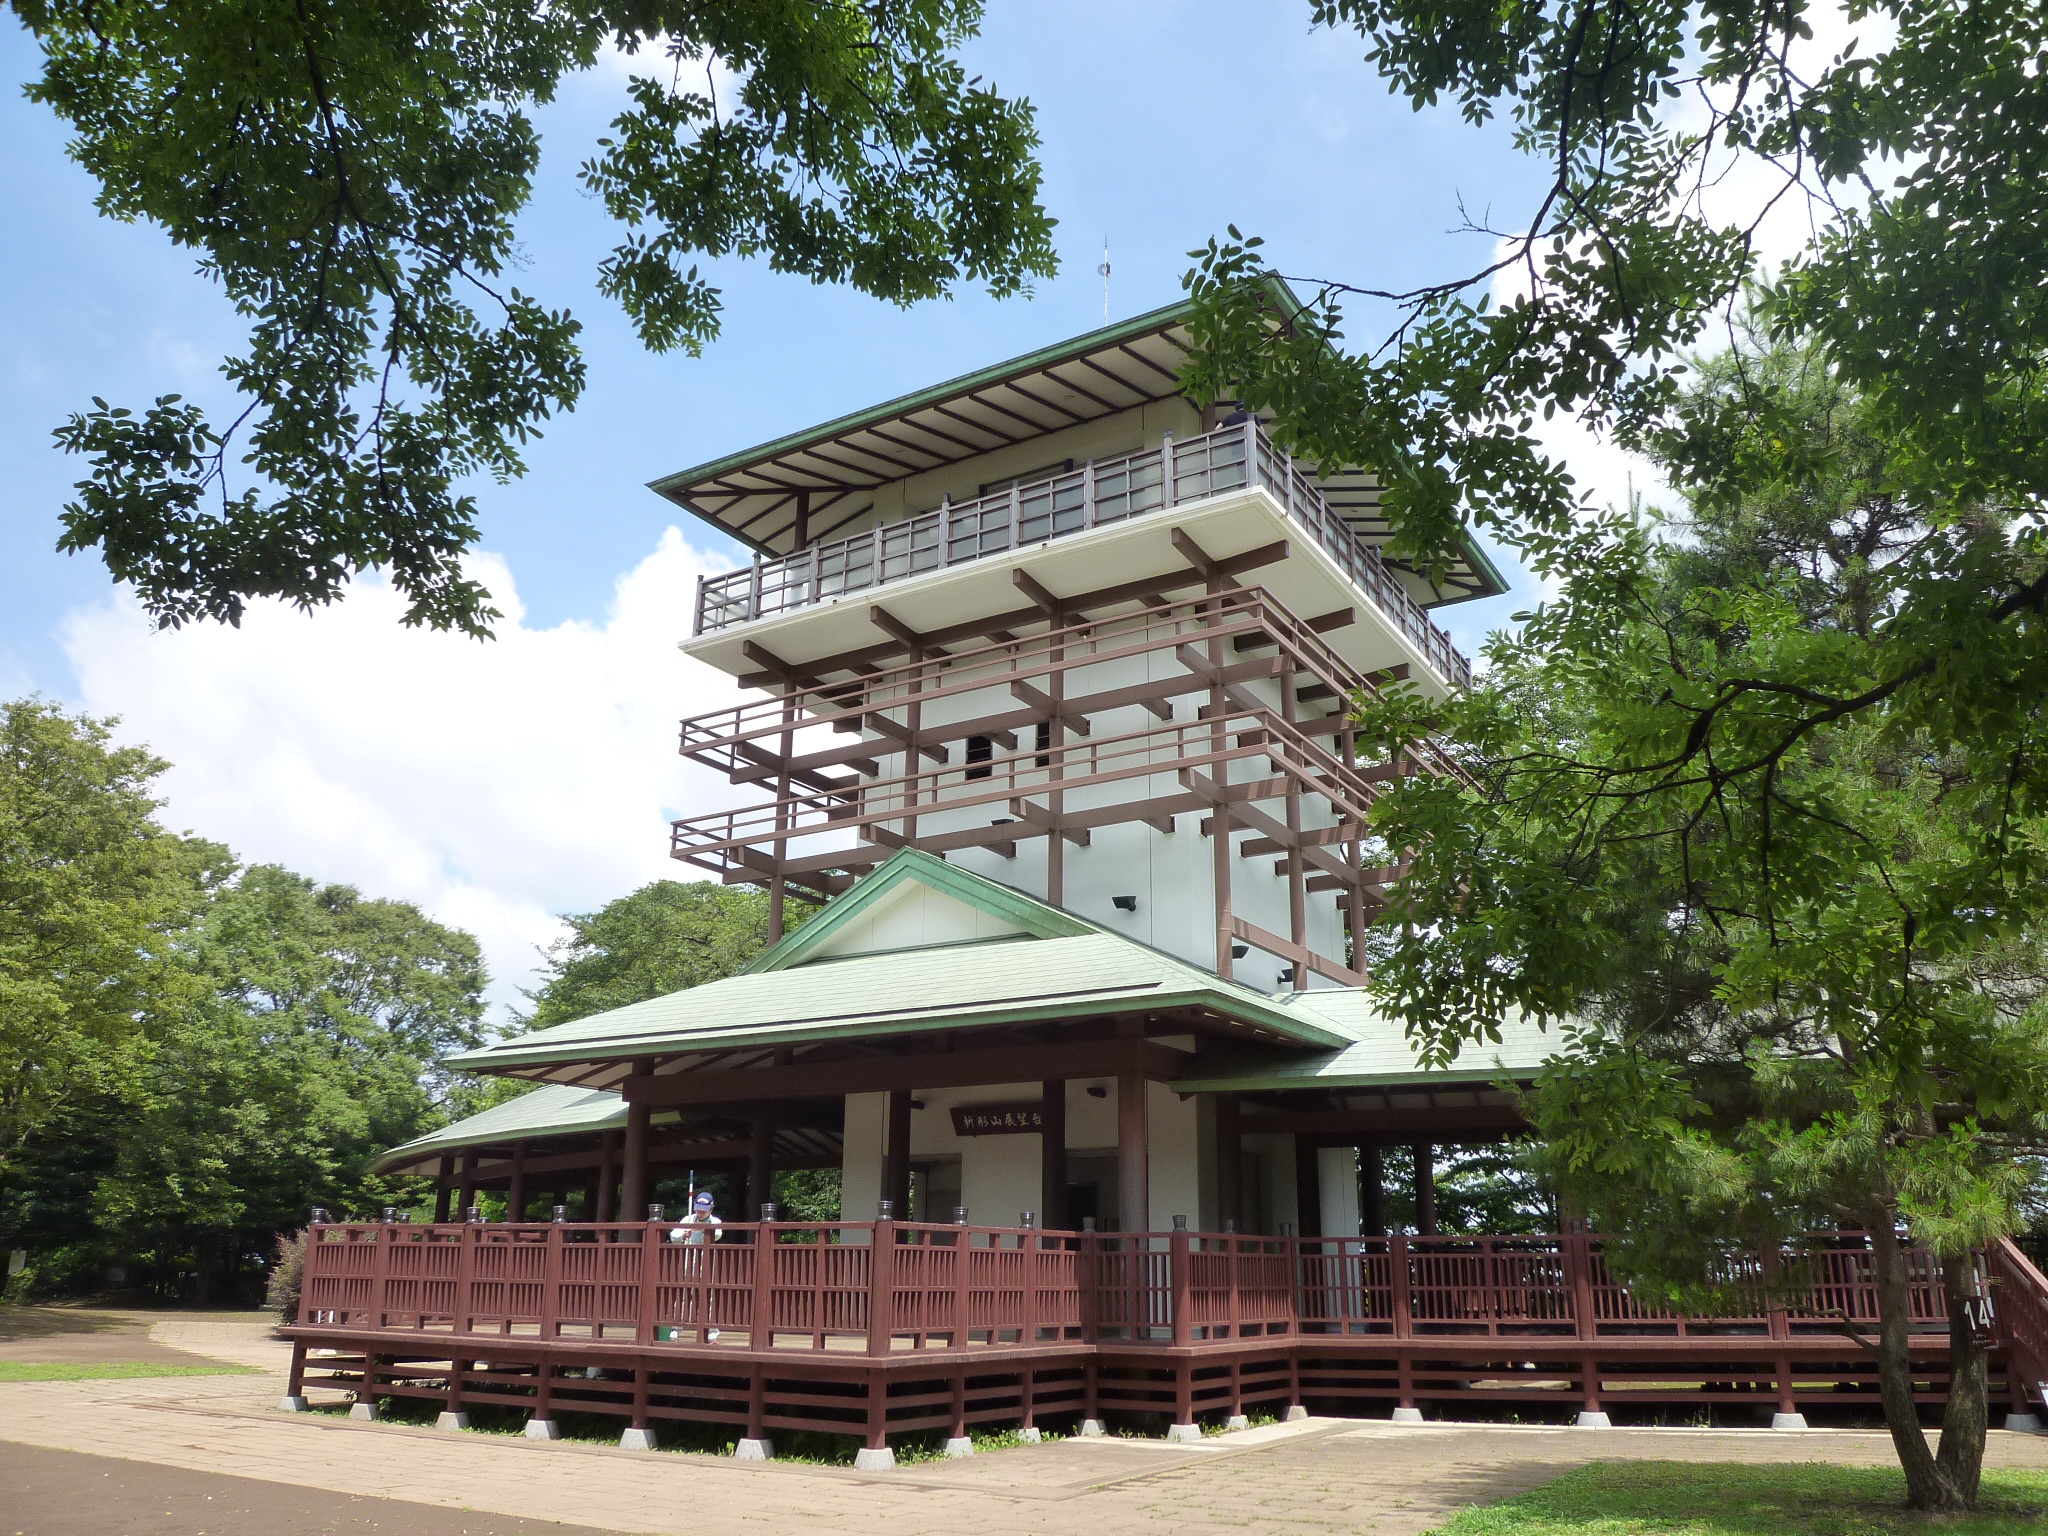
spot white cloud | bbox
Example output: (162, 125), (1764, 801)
(61, 529), (747, 1023)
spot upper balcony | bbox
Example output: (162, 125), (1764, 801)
(692, 418), (1473, 690)
(653, 299), (1504, 693)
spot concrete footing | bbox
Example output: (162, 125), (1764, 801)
(1225, 1414), (1250, 1432)
(1772, 1412), (1810, 1432)
(854, 1446), (897, 1471)
(2006, 1412), (2043, 1433)
(434, 1412), (470, 1432)
(1165, 1422), (1203, 1443)
(348, 1402), (379, 1422)
(943, 1436), (974, 1458)
(1018, 1426), (1043, 1443)
(735, 1437), (775, 1460)
(1284, 1405), (1309, 1423)
(524, 1418), (561, 1440)
(1390, 1406), (1424, 1424)
(1079, 1418), (1107, 1437)
(1574, 1411), (1613, 1429)
(619, 1427), (657, 1452)
(277, 1395), (310, 1413)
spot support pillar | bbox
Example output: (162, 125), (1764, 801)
(1216, 1092), (1242, 1232)
(456, 1153), (476, 1219)
(749, 1114), (776, 1220)
(884, 1088), (913, 1217)
(1040, 1079), (1067, 1231)
(1413, 1144), (1438, 1236)
(1116, 1069), (1148, 1231)
(1295, 1137), (1322, 1238)
(620, 1368), (656, 1450)
(1361, 1145), (1385, 1236)
(507, 1141), (529, 1224)
(621, 1066), (652, 1221)
(434, 1155), (454, 1224)
(526, 1362), (561, 1438)
(279, 1340), (310, 1411)
(596, 1130), (618, 1222)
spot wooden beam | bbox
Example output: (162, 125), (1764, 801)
(626, 1038), (1194, 1108)
(1231, 915), (1367, 988)
(1238, 1106), (1527, 1138)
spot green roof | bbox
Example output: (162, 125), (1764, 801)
(448, 851), (1350, 1082)
(1176, 992), (1560, 1093)
(371, 1083), (627, 1172)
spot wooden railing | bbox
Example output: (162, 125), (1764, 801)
(1989, 1237), (2048, 1399)
(299, 1222), (1967, 1353)
(691, 420), (1473, 690)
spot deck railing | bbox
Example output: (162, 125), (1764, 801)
(691, 420), (1473, 690)
(299, 1221), (1962, 1353)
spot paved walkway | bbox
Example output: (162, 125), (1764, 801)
(3, 1310), (2047, 1536)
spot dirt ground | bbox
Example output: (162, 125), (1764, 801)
(0, 1304), (245, 1367)
(2, 1441), (636, 1536)
(2, 1305), (2046, 1536)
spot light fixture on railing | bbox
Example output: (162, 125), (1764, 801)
(467, 1206), (483, 1224)
(552, 1205), (568, 1223)
(647, 1204), (665, 1222)
(954, 1206), (970, 1225)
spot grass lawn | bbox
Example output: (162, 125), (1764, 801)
(0, 1360), (259, 1382)
(1428, 1461), (2048, 1535)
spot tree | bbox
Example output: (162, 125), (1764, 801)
(17, 0), (1057, 635)
(0, 702), (493, 1301)
(520, 878), (801, 1028)
(92, 865), (488, 1300)
(1184, 0), (2048, 793)
(0, 700), (216, 1191)
(1361, 342), (2048, 1510)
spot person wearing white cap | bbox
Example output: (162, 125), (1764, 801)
(668, 1190), (724, 1341)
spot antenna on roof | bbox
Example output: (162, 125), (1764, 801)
(1098, 238), (1111, 323)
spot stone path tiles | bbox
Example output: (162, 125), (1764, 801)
(0, 1310), (2043, 1536)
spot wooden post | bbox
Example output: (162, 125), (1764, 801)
(508, 1141), (529, 1224)
(1361, 1145), (1386, 1237)
(867, 1217), (898, 1357)
(752, 1215), (778, 1351)
(434, 1155), (454, 1223)
(884, 1088), (913, 1217)
(1295, 1137), (1323, 1238)
(1116, 1070), (1148, 1232)
(1040, 1080), (1068, 1231)
(1169, 1225), (1193, 1348)
(621, 1066), (652, 1220)
(749, 1114), (776, 1220)
(1413, 1143), (1438, 1236)
(456, 1152), (476, 1217)
(1216, 1093), (1242, 1232)
(596, 1130), (618, 1223)
(533, 1361), (555, 1428)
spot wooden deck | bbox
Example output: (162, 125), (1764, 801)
(285, 1220), (2048, 1449)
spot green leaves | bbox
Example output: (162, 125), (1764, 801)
(518, 878), (804, 1029)
(21, 0), (1055, 635)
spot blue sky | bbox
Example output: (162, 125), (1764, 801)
(0, 4), (1595, 1008)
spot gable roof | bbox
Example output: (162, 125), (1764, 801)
(446, 851), (1351, 1086)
